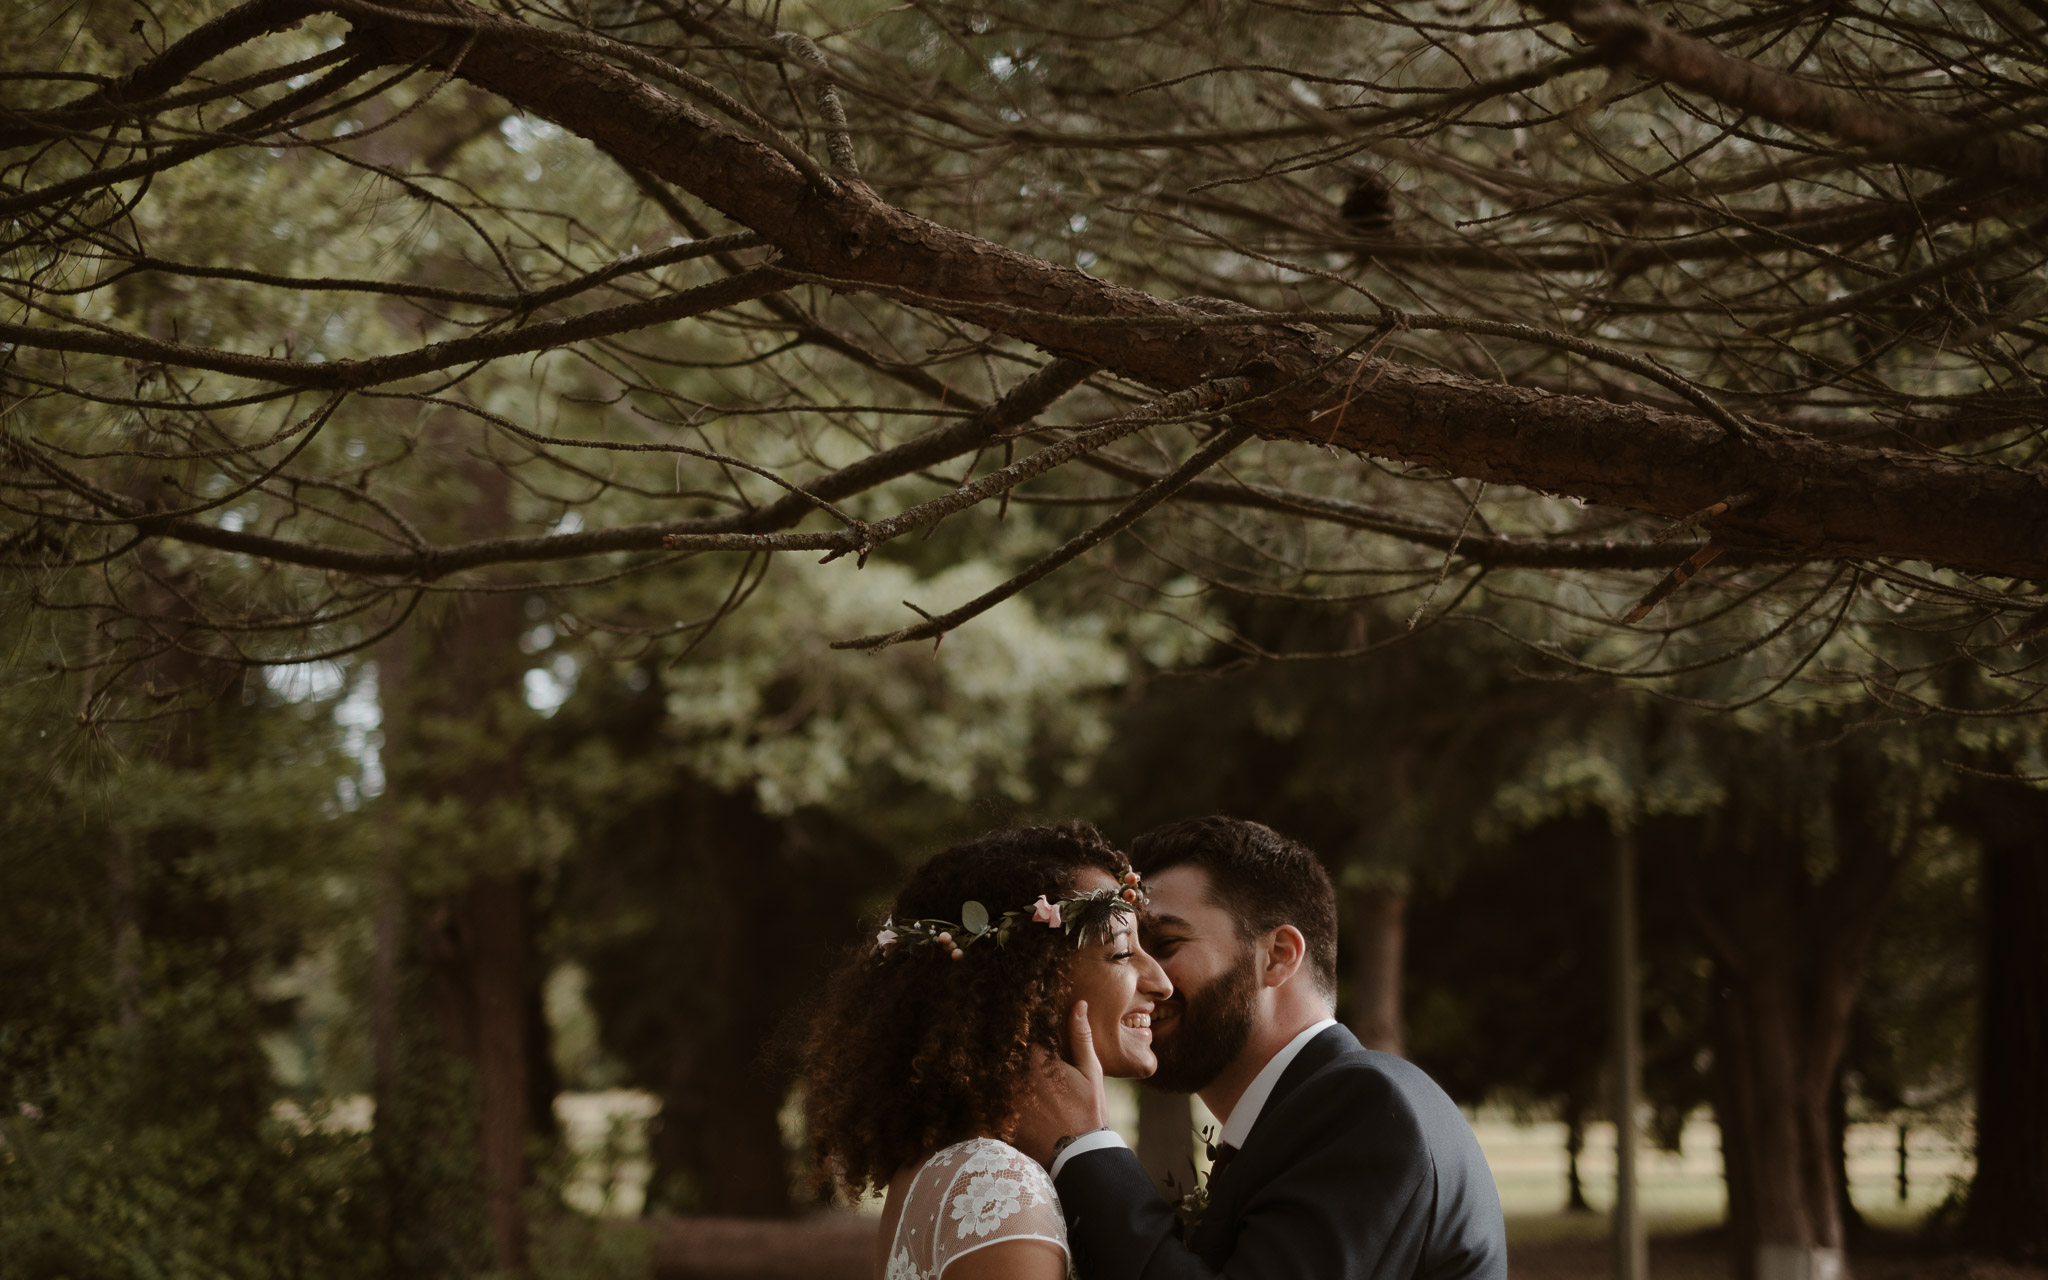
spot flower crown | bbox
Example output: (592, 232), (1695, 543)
(876, 872), (1147, 961)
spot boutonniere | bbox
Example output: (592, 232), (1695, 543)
(1163, 1125), (1221, 1234)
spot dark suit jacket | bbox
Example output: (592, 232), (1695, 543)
(1054, 1024), (1506, 1280)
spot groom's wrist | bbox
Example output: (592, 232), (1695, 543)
(1047, 1126), (1125, 1180)
(1050, 1125), (1112, 1158)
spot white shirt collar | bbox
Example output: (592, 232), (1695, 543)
(1217, 1017), (1337, 1149)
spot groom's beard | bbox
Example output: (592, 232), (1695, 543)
(1145, 942), (1260, 1094)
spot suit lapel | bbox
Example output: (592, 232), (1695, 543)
(1188, 1024), (1359, 1259)
(1241, 1023), (1354, 1150)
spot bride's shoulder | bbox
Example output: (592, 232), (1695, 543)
(926, 1137), (1049, 1181)
(883, 1138), (1065, 1280)
(915, 1138), (1060, 1211)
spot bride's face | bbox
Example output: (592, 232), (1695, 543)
(1064, 869), (1174, 1078)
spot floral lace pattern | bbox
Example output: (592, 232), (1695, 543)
(950, 1170), (1027, 1238)
(884, 1138), (1066, 1278)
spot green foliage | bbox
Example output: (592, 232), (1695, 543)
(1845, 821), (1980, 1125)
(1405, 814), (1716, 1142)
(657, 556), (1130, 817)
(0, 595), (479, 1278)
(0, 1015), (381, 1280)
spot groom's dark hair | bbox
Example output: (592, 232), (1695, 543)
(1132, 816), (1339, 998)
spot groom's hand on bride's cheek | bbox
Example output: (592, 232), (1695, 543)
(1011, 1001), (1110, 1166)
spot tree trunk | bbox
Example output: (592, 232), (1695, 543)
(1565, 1103), (1592, 1213)
(1347, 884), (1407, 1056)
(469, 873), (532, 1266)
(1962, 784), (2048, 1260)
(1829, 1074), (1864, 1235)
(406, 611), (532, 1269)
(108, 547), (267, 1141)
(381, 445), (537, 1270)
(371, 850), (404, 1120)
(1710, 965), (1848, 1280)
(1714, 1009), (1758, 1279)
(1610, 822), (1645, 1280)
(569, 742), (892, 1221)
(644, 785), (802, 1217)
(1673, 742), (1909, 1280)
(109, 829), (141, 1031)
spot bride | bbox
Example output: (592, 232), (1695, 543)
(803, 822), (1172, 1280)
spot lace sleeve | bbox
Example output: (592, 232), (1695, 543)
(929, 1139), (1068, 1277)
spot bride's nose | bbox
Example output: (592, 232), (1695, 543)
(1136, 945), (1172, 1001)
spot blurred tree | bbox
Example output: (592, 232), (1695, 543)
(1954, 776), (2048, 1259)
(1404, 811), (1714, 1207)
(0, 612), (397, 1276)
(364, 422), (563, 1269)
(527, 551), (1137, 1214)
(1834, 817), (1976, 1234)
(1090, 602), (1550, 1052)
(1660, 733), (1935, 1280)
(1485, 699), (1953, 1278)
(565, 764), (889, 1216)
(379, 592), (542, 1269)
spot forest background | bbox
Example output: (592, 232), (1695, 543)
(3, 0), (2047, 1277)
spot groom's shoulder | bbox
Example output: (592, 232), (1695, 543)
(1292, 1036), (1506, 1257)
(1335, 1045), (1462, 1118)
(1285, 1036), (1489, 1167)
(1299, 1030), (1458, 1115)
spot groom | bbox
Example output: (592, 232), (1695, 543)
(1015, 816), (1507, 1280)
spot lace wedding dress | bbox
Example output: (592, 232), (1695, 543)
(883, 1138), (1068, 1280)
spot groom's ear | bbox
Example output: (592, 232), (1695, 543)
(1258, 924), (1308, 988)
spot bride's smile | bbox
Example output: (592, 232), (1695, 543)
(803, 824), (1178, 1280)
(1063, 869), (1173, 1078)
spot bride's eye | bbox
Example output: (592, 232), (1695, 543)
(1111, 950), (1134, 961)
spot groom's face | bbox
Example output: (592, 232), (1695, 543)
(1138, 866), (1261, 1094)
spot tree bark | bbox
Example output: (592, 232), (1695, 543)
(1347, 885), (1407, 1056)
(1565, 1102), (1593, 1213)
(205, 0), (2048, 585)
(383, 444), (536, 1270)
(568, 734), (891, 1220)
(468, 873), (532, 1266)
(1532, 0), (2048, 191)
(1711, 963), (1846, 1280)
(1673, 744), (1909, 1280)
(1962, 784), (2048, 1260)
(1829, 1074), (1865, 1235)
(371, 852), (404, 1122)
(1611, 822), (1645, 1280)
(647, 785), (800, 1217)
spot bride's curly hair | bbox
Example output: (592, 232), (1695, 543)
(802, 822), (1132, 1195)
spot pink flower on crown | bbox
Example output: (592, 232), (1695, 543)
(1031, 895), (1062, 928)
(876, 922), (899, 952)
